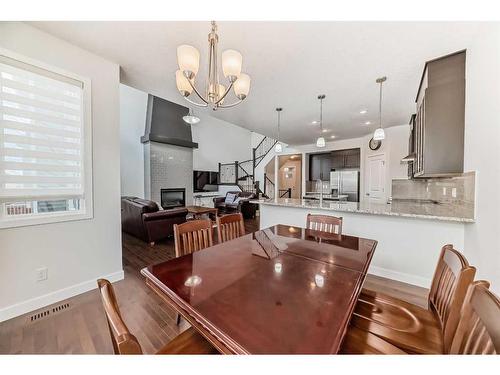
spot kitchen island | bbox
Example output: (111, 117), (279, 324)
(255, 198), (473, 287)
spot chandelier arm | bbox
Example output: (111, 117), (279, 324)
(214, 81), (234, 105)
(186, 79), (210, 104)
(183, 96), (208, 108)
(216, 99), (243, 109)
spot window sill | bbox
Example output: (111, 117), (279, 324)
(0, 210), (94, 229)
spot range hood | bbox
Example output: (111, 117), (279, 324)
(141, 95), (198, 148)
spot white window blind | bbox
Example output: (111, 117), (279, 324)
(0, 55), (85, 200)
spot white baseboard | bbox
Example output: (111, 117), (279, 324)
(0, 270), (124, 323)
(368, 265), (431, 289)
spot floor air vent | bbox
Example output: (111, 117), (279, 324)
(28, 302), (71, 323)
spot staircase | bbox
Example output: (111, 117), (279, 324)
(218, 135), (277, 198)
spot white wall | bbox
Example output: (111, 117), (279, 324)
(0, 23), (123, 322)
(191, 113), (253, 171)
(120, 85), (147, 197)
(463, 24), (500, 294)
(119, 84), (256, 181)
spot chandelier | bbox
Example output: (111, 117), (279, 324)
(175, 21), (251, 110)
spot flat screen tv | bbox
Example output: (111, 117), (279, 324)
(193, 170), (219, 192)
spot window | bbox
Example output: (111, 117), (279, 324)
(0, 50), (92, 228)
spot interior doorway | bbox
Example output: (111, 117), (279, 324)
(277, 154), (302, 199)
(366, 153), (386, 203)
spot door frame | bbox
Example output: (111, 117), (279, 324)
(365, 152), (387, 202)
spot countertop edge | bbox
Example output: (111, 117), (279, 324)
(252, 200), (475, 224)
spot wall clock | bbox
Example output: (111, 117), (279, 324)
(369, 137), (382, 151)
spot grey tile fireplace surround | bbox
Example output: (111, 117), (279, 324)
(144, 141), (194, 206)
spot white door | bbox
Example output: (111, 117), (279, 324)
(366, 154), (386, 202)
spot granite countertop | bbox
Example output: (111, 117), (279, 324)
(253, 198), (474, 223)
(303, 193), (349, 200)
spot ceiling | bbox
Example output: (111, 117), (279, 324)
(31, 21), (485, 145)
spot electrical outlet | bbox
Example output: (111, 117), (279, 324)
(442, 187), (447, 196)
(452, 188), (457, 198)
(36, 267), (48, 282)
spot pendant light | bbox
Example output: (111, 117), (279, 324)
(183, 108), (200, 124)
(373, 77), (387, 140)
(316, 94), (326, 148)
(274, 107), (283, 153)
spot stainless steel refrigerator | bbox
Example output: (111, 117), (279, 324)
(330, 170), (360, 202)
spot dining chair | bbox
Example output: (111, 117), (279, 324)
(352, 244), (476, 354)
(96, 279), (217, 354)
(306, 213), (343, 234)
(449, 280), (499, 354)
(216, 213), (245, 243)
(173, 219), (214, 258)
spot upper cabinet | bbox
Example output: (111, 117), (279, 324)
(411, 50), (466, 178)
(309, 148), (360, 180)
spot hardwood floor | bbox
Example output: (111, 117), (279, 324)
(0, 216), (428, 354)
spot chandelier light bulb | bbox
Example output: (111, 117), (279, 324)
(275, 142), (283, 153)
(177, 45), (200, 78)
(222, 49), (243, 82)
(234, 73), (251, 100)
(175, 70), (193, 97)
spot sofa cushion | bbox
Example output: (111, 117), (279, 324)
(225, 192), (238, 204)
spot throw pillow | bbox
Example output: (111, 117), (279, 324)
(225, 193), (238, 204)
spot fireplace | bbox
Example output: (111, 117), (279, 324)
(161, 188), (186, 209)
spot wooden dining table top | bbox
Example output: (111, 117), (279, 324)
(141, 224), (377, 354)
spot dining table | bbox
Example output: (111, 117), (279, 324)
(141, 224), (377, 354)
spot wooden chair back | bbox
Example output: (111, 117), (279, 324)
(450, 280), (499, 354)
(216, 213), (245, 243)
(306, 213), (343, 234)
(97, 279), (142, 354)
(428, 244), (476, 352)
(174, 219), (214, 257)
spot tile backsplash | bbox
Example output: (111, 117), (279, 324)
(392, 172), (475, 205)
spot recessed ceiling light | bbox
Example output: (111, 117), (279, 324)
(322, 129), (328, 133)
(330, 135), (336, 139)
(364, 121), (371, 125)
(360, 109), (367, 114)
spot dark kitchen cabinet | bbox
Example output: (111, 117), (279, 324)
(343, 149), (361, 169)
(309, 148), (360, 180)
(309, 153), (332, 180)
(412, 50), (465, 177)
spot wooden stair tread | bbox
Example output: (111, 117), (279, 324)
(157, 327), (218, 355)
(352, 289), (444, 354)
(340, 325), (407, 354)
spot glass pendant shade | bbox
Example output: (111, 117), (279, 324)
(177, 45), (200, 77)
(183, 109), (200, 124)
(373, 127), (385, 140)
(234, 73), (251, 100)
(274, 142), (283, 153)
(316, 137), (326, 148)
(176, 70), (193, 97)
(222, 49), (242, 81)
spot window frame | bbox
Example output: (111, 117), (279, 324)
(0, 47), (93, 229)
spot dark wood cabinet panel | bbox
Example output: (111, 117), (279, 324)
(309, 148), (360, 180)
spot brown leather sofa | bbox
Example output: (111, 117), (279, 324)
(213, 191), (257, 219)
(121, 197), (187, 245)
